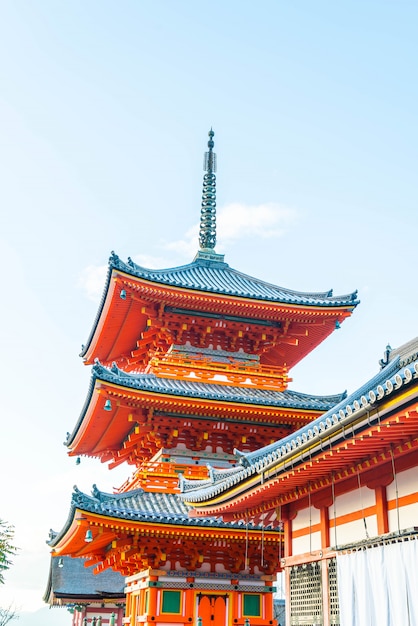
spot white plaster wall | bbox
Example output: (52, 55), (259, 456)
(293, 530), (321, 554)
(333, 515), (377, 546)
(388, 502), (418, 533)
(387, 466), (417, 499)
(386, 466), (418, 533)
(333, 485), (375, 517)
(291, 506), (322, 554)
(292, 506), (320, 531)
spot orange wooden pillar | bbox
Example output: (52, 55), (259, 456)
(147, 576), (158, 625)
(231, 580), (239, 623)
(320, 506), (330, 550)
(365, 468), (392, 536)
(375, 484), (389, 535)
(185, 578), (195, 623)
(282, 505), (295, 626)
(313, 491), (333, 626)
(264, 582), (274, 623)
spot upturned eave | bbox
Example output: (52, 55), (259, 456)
(80, 253), (358, 369)
(181, 358), (418, 522)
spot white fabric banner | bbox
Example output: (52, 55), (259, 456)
(337, 539), (418, 626)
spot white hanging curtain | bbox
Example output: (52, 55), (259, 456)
(337, 538), (417, 626)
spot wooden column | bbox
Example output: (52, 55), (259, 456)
(264, 582), (274, 622)
(312, 490), (333, 626)
(375, 484), (389, 535)
(281, 505), (296, 559)
(147, 576), (158, 625)
(320, 506), (330, 550)
(185, 579), (195, 623)
(282, 505), (297, 626)
(312, 487), (333, 550)
(364, 467), (392, 536)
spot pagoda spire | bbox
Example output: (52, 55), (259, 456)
(199, 129), (217, 251)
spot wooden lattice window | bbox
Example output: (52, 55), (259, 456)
(328, 557), (340, 625)
(289, 562), (323, 625)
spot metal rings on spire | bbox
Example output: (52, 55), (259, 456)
(199, 129), (217, 250)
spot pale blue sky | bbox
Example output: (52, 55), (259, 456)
(0, 2), (417, 623)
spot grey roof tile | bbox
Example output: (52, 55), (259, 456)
(95, 362), (346, 410)
(66, 362), (347, 447)
(44, 555), (125, 602)
(179, 350), (418, 502)
(48, 485), (266, 550)
(112, 252), (358, 306)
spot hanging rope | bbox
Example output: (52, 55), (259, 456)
(390, 445), (401, 533)
(357, 465), (369, 539)
(278, 505), (283, 564)
(245, 510), (249, 572)
(332, 473), (337, 547)
(308, 483), (313, 554)
(260, 476), (266, 569)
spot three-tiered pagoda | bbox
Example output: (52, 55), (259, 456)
(47, 131), (358, 626)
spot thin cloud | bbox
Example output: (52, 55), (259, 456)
(78, 203), (296, 301)
(78, 255), (176, 302)
(167, 202), (297, 256)
(217, 202), (295, 244)
(165, 224), (199, 258)
(78, 264), (107, 302)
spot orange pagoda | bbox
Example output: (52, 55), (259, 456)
(47, 130), (358, 626)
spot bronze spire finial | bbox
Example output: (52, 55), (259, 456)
(199, 129), (217, 250)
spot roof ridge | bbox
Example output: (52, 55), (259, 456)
(109, 252), (358, 305)
(179, 353), (418, 502)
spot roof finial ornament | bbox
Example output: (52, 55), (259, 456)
(379, 343), (392, 369)
(199, 128), (217, 251)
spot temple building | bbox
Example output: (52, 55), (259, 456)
(44, 554), (125, 626)
(46, 131), (361, 626)
(181, 338), (418, 626)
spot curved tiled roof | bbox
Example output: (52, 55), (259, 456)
(43, 555), (125, 603)
(80, 251), (358, 359)
(72, 485), (200, 523)
(95, 362), (346, 409)
(111, 252), (359, 306)
(65, 362), (347, 447)
(66, 362), (347, 449)
(387, 337), (418, 366)
(48, 485), (262, 549)
(179, 349), (418, 502)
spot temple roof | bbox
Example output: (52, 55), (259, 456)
(48, 484), (268, 553)
(44, 554), (125, 604)
(48, 483), (283, 577)
(384, 336), (418, 367)
(65, 361), (347, 449)
(111, 252), (357, 306)
(80, 251), (358, 369)
(94, 361), (346, 408)
(80, 131), (358, 371)
(97, 363), (346, 411)
(179, 341), (418, 506)
(79, 252), (360, 371)
(72, 484), (245, 526)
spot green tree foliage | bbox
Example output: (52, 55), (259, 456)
(0, 520), (17, 585)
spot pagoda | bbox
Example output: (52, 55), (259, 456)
(47, 130), (358, 626)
